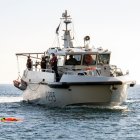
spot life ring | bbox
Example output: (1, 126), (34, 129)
(84, 36), (90, 41)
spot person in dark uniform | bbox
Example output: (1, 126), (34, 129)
(41, 56), (47, 72)
(65, 55), (77, 65)
(49, 53), (59, 82)
(26, 56), (32, 70)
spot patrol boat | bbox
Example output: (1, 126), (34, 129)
(13, 10), (136, 107)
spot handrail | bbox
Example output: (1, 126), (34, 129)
(28, 68), (54, 73)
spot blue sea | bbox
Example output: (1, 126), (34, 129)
(0, 84), (140, 140)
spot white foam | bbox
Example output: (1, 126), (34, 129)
(0, 96), (23, 103)
(109, 105), (128, 110)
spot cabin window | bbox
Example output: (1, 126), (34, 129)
(65, 54), (82, 65)
(98, 54), (110, 64)
(57, 55), (65, 66)
(83, 54), (96, 65)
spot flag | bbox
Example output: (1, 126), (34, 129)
(56, 23), (60, 34)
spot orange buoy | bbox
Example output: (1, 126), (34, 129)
(0, 117), (22, 122)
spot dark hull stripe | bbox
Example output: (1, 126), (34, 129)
(46, 81), (122, 88)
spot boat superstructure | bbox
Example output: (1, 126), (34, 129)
(14, 10), (136, 107)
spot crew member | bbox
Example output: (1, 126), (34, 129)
(41, 56), (47, 72)
(49, 53), (59, 82)
(65, 55), (77, 65)
(26, 56), (32, 70)
(83, 54), (93, 65)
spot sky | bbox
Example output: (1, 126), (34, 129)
(0, 0), (140, 84)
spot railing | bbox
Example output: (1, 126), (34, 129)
(26, 67), (101, 77)
(110, 65), (123, 76)
(27, 68), (54, 73)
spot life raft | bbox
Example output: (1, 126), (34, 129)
(13, 80), (20, 87)
(13, 79), (27, 90)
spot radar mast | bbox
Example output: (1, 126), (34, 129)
(61, 10), (73, 48)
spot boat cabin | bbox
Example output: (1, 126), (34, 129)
(47, 49), (111, 77)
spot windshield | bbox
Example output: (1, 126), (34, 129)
(98, 54), (110, 64)
(65, 54), (82, 65)
(83, 54), (96, 65)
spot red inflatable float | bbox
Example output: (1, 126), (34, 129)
(0, 117), (22, 122)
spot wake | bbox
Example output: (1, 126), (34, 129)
(0, 96), (23, 103)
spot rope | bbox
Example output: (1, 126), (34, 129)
(16, 56), (21, 80)
(70, 21), (78, 46)
(28, 82), (41, 91)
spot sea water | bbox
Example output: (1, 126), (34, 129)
(0, 84), (140, 140)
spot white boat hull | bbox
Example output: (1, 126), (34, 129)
(22, 82), (128, 107)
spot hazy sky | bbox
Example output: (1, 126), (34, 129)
(0, 0), (140, 84)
